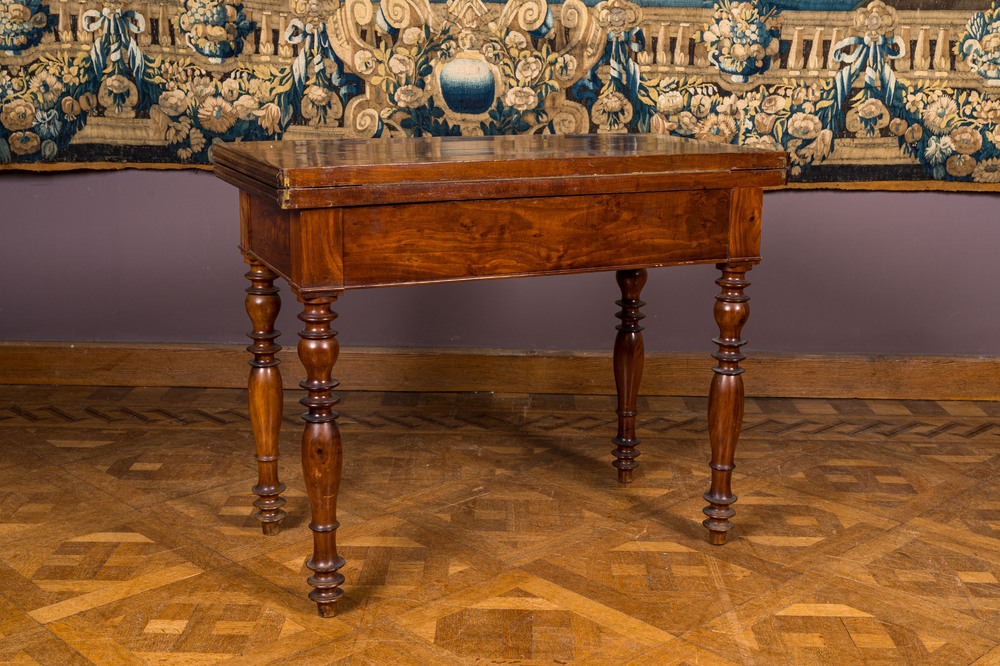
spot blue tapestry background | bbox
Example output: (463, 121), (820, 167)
(3, 0), (1000, 187)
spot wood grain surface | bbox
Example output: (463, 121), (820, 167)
(2, 342), (998, 401)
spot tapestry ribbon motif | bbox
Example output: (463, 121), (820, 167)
(3, 0), (1000, 188)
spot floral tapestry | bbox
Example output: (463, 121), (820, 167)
(3, 0), (1000, 187)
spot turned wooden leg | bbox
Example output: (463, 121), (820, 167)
(612, 268), (647, 485)
(703, 262), (751, 545)
(296, 290), (346, 617)
(244, 256), (286, 536)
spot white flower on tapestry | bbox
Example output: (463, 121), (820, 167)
(388, 54), (415, 77)
(743, 134), (779, 149)
(305, 84), (332, 107)
(554, 55), (577, 81)
(657, 91), (684, 115)
(190, 74), (215, 102)
(504, 31), (527, 51)
(220, 77), (240, 101)
(716, 94), (745, 119)
(197, 96), (237, 132)
(233, 93), (258, 119)
(32, 107), (60, 139)
(678, 110), (698, 131)
(974, 96), (1000, 124)
(157, 89), (193, 116)
(697, 0), (781, 83)
(504, 86), (537, 112)
(786, 111), (823, 139)
(481, 40), (503, 64)
(402, 27), (424, 45)
(694, 113), (737, 143)
(354, 50), (376, 76)
(690, 94), (712, 118)
(759, 94), (785, 115)
(515, 57), (543, 83)
(28, 70), (63, 104)
(394, 84), (424, 108)
(595, 0), (641, 36)
(854, 0), (896, 40)
(921, 94), (958, 135)
(592, 91), (633, 128)
(924, 135), (954, 164)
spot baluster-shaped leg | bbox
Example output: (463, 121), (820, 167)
(244, 256), (286, 535)
(703, 262), (751, 545)
(296, 290), (346, 617)
(612, 269), (647, 485)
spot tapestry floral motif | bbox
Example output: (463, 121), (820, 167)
(957, 2), (1000, 84)
(3, 0), (1000, 186)
(361, 24), (461, 135)
(697, 0), (782, 83)
(175, 0), (253, 61)
(0, 0), (52, 53)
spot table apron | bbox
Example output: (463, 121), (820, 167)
(242, 188), (755, 291)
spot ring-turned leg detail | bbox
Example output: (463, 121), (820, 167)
(296, 290), (346, 617)
(703, 262), (751, 545)
(612, 268), (647, 485)
(244, 255), (286, 536)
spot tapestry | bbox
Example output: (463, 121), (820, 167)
(3, 0), (1000, 188)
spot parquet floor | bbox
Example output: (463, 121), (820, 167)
(2, 384), (1000, 665)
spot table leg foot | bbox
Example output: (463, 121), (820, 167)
(702, 262), (751, 544)
(611, 269), (646, 486)
(315, 602), (338, 618)
(244, 255), (286, 535)
(707, 529), (728, 546)
(297, 290), (346, 616)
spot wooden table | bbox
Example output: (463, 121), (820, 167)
(213, 134), (787, 617)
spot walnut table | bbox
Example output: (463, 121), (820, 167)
(213, 134), (787, 617)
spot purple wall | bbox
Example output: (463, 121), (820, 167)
(1, 169), (997, 355)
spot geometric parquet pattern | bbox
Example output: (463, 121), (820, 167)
(2, 384), (1000, 664)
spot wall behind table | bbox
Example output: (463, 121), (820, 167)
(1, 169), (997, 356)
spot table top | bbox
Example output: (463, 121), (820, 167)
(214, 135), (787, 209)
